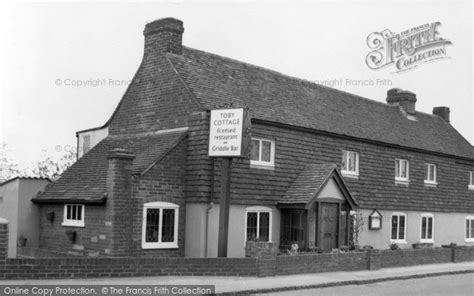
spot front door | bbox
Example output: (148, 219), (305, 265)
(320, 203), (339, 251)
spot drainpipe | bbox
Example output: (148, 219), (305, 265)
(204, 158), (216, 258)
(204, 202), (214, 258)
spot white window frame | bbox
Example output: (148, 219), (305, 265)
(419, 213), (434, 243)
(141, 202), (179, 249)
(244, 206), (272, 243)
(395, 159), (410, 183)
(250, 138), (275, 168)
(465, 216), (474, 242)
(341, 150), (359, 178)
(390, 212), (407, 243)
(62, 204), (85, 227)
(469, 172), (474, 190)
(424, 163), (437, 185)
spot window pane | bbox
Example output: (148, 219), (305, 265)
(77, 206), (82, 221)
(250, 140), (260, 161)
(425, 164), (429, 180)
(427, 217), (433, 239)
(401, 161), (407, 178)
(471, 220), (474, 239)
(72, 205), (77, 220)
(430, 166), (435, 181)
(247, 212), (258, 241)
(259, 212), (270, 241)
(391, 216), (398, 239)
(399, 216), (405, 239)
(145, 209), (160, 243)
(348, 152), (356, 172)
(161, 209), (175, 242)
(261, 141), (271, 162)
(395, 161), (400, 177)
(467, 219), (470, 238)
(67, 206), (71, 220)
(342, 151), (348, 171)
(421, 217), (426, 239)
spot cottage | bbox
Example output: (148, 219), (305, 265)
(33, 18), (474, 258)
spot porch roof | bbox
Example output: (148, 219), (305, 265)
(279, 163), (358, 209)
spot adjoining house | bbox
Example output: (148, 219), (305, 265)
(32, 18), (474, 258)
(0, 177), (50, 257)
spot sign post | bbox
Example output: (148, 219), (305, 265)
(208, 107), (250, 257)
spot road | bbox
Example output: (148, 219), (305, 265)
(263, 273), (474, 296)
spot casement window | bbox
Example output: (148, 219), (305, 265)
(82, 135), (91, 155)
(395, 159), (409, 182)
(341, 150), (359, 177)
(469, 172), (474, 190)
(142, 202), (179, 249)
(62, 204), (85, 227)
(420, 214), (434, 242)
(466, 216), (474, 242)
(391, 213), (407, 242)
(250, 138), (275, 168)
(245, 206), (272, 242)
(424, 163), (437, 184)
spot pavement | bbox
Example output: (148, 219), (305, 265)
(1, 262), (473, 295)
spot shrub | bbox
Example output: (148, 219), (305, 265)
(389, 243), (400, 250)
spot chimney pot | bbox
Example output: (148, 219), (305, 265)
(386, 88), (417, 115)
(433, 106), (450, 122)
(143, 17), (184, 55)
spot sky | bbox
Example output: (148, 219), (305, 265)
(0, 0), (473, 170)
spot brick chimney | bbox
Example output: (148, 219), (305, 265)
(106, 148), (135, 256)
(386, 88), (417, 115)
(433, 106), (450, 122)
(143, 17), (184, 56)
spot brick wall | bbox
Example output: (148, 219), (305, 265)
(380, 248), (452, 268)
(129, 138), (187, 257)
(453, 246), (474, 262)
(276, 252), (368, 275)
(186, 120), (474, 212)
(0, 257), (258, 280)
(38, 204), (113, 257)
(107, 39), (201, 135)
(0, 222), (7, 259)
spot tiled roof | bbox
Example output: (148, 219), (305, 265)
(279, 163), (356, 207)
(33, 130), (187, 203)
(167, 47), (474, 160)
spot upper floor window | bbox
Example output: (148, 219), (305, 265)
(250, 138), (275, 168)
(142, 202), (179, 249)
(391, 212), (407, 243)
(424, 163), (437, 184)
(62, 204), (85, 227)
(395, 159), (409, 182)
(466, 216), (474, 242)
(420, 214), (434, 242)
(245, 206), (272, 242)
(341, 150), (359, 177)
(469, 172), (474, 190)
(82, 135), (91, 155)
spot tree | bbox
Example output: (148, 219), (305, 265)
(0, 144), (21, 183)
(31, 149), (76, 181)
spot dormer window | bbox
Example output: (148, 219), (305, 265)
(395, 159), (409, 183)
(424, 163), (437, 185)
(341, 150), (359, 178)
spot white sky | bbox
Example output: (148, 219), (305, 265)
(0, 0), (473, 169)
